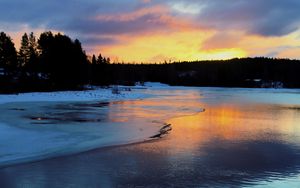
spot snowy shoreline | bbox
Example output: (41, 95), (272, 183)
(2, 82), (299, 105)
(0, 84), (169, 168)
(0, 123), (163, 168)
(0, 82), (173, 105)
(0, 87), (148, 105)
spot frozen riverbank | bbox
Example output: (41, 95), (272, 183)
(0, 85), (157, 167)
(0, 87), (148, 105)
(0, 83), (204, 167)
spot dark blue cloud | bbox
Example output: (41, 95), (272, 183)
(0, 0), (149, 46)
(1, 0), (300, 49)
(0, 0), (144, 29)
(179, 0), (300, 36)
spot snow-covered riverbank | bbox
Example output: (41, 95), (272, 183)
(0, 87), (146, 105)
(0, 84), (167, 167)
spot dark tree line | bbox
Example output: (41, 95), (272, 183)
(1, 30), (300, 93)
(105, 58), (300, 88)
(91, 58), (300, 88)
(0, 31), (94, 92)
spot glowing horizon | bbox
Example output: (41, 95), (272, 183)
(2, 0), (300, 63)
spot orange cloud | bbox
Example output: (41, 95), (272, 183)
(80, 24), (300, 63)
(92, 5), (199, 34)
(94, 29), (248, 63)
(277, 48), (300, 59)
(94, 6), (168, 22)
(237, 30), (300, 58)
(201, 31), (244, 51)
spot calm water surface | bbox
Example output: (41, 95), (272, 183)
(1, 87), (300, 187)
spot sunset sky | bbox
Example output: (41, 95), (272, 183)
(1, 0), (300, 63)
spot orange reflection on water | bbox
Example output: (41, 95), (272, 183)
(107, 100), (165, 123)
(169, 104), (244, 141)
(107, 94), (203, 123)
(106, 94), (300, 156)
(159, 103), (300, 155)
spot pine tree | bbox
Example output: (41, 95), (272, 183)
(97, 54), (103, 64)
(92, 55), (97, 65)
(0, 32), (17, 74)
(28, 32), (38, 58)
(18, 32), (39, 75)
(27, 32), (38, 72)
(18, 33), (30, 67)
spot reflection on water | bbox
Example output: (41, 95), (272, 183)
(1, 87), (300, 187)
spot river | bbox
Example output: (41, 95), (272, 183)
(0, 86), (300, 187)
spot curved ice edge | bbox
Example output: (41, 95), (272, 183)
(0, 109), (205, 169)
(149, 108), (205, 139)
(149, 123), (172, 139)
(149, 108), (206, 139)
(0, 123), (171, 169)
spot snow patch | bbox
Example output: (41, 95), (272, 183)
(0, 87), (150, 105)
